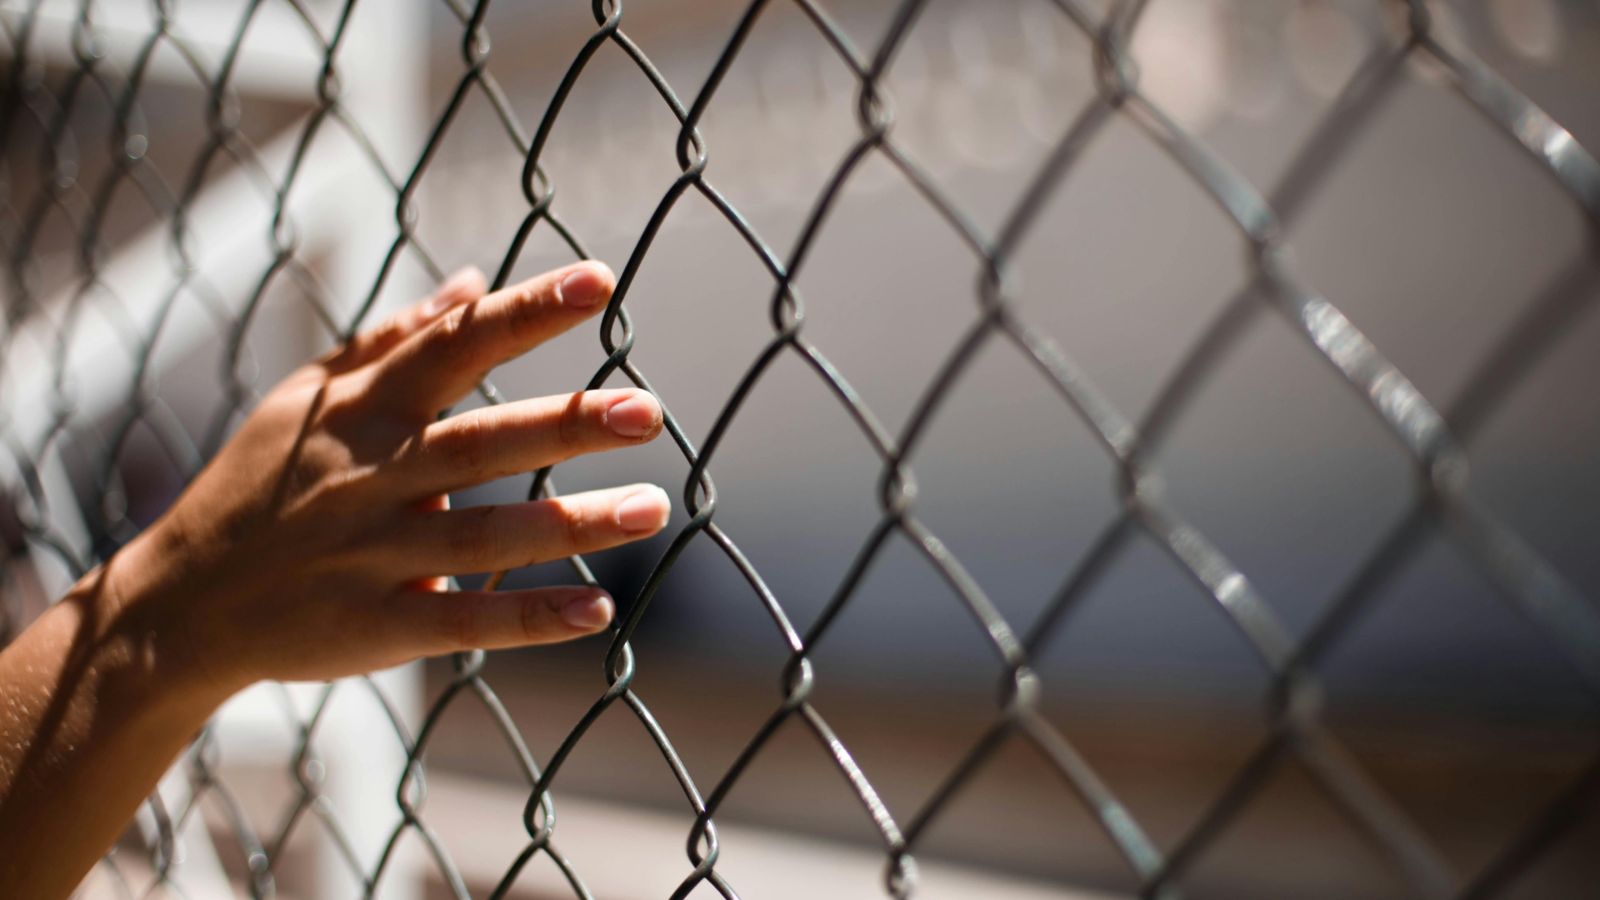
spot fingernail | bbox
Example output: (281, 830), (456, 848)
(558, 263), (612, 309)
(560, 592), (614, 630)
(604, 392), (661, 438)
(615, 485), (670, 533)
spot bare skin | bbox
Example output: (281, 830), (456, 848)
(0, 260), (669, 898)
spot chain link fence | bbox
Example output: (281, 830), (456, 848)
(2, 0), (1599, 897)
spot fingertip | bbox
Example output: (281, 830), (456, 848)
(556, 261), (616, 310)
(615, 484), (671, 534)
(603, 390), (663, 439)
(558, 590), (615, 631)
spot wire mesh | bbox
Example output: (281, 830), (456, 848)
(2, 0), (1598, 897)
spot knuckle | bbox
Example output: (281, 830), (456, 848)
(441, 412), (492, 478)
(519, 596), (546, 640)
(504, 285), (547, 339)
(309, 465), (375, 511)
(440, 519), (471, 561)
(389, 429), (427, 473)
(556, 396), (588, 451)
(446, 508), (497, 568)
(440, 596), (482, 649)
(550, 498), (585, 557)
(282, 442), (358, 513)
(319, 383), (377, 434)
(427, 306), (473, 366)
(439, 303), (471, 339)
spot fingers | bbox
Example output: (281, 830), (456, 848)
(393, 388), (663, 498)
(372, 261), (616, 415)
(379, 585), (615, 657)
(378, 483), (671, 578)
(326, 267), (488, 373)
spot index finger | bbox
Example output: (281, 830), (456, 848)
(370, 260), (615, 414)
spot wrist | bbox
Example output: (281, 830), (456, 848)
(87, 526), (243, 721)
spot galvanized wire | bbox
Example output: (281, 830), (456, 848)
(1, 1), (1598, 898)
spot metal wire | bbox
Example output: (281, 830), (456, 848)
(1, 0), (1598, 898)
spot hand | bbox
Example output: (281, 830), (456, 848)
(109, 260), (669, 698)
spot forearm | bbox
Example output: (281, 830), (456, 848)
(0, 536), (226, 899)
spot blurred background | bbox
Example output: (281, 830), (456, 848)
(3, 1), (1599, 898)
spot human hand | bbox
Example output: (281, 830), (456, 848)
(108, 261), (668, 700)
